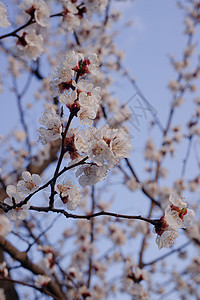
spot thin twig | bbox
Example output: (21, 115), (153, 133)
(143, 241), (190, 267)
(87, 186), (95, 288)
(28, 206), (158, 225)
(0, 276), (61, 300)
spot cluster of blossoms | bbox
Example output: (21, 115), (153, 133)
(60, 0), (109, 32)
(61, 1), (86, 32)
(13, 0), (50, 60)
(38, 51), (132, 193)
(74, 124), (132, 186)
(50, 51), (101, 126)
(154, 193), (195, 249)
(59, 79), (101, 126)
(75, 124), (132, 166)
(3, 171), (41, 220)
(50, 51), (99, 96)
(121, 258), (149, 299)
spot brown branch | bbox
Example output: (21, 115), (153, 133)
(0, 17), (34, 40)
(143, 241), (190, 267)
(0, 236), (65, 299)
(29, 206), (158, 225)
(125, 158), (161, 208)
(0, 276), (61, 300)
(104, 0), (111, 26)
(154, 32), (194, 183)
(0, 13), (63, 41)
(49, 112), (75, 208)
(12, 74), (32, 155)
(181, 136), (193, 177)
(138, 203), (155, 268)
(1, 156), (88, 211)
(87, 186), (95, 288)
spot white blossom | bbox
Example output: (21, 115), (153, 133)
(154, 194), (195, 249)
(35, 275), (51, 287)
(77, 87), (101, 125)
(108, 106), (131, 128)
(75, 124), (132, 166)
(59, 90), (77, 106)
(50, 65), (74, 97)
(16, 29), (44, 61)
(62, 12), (80, 32)
(87, 53), (100, 75)
(4, 185), (30, 220)
(126, 177), (141, 192)
(17, 171), (41, 194)
(65, 51), (84, 69)
(38, 108), (62, 144)
(0, 215), (11, 237)
(76, 164), (109, 186)
(0, 2), (10, 28)
(156, 228), (179, 250)
(0, 262), (8, 277)
(165, 193), (195, 228)
(109, 224), (126, 246)
(85, 0), (109, 15)
(55, 180), (81, 210)
(19, 0), (50, 27)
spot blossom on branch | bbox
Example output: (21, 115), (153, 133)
(154, 194), (195, 249)
(16, 29), (44, 61)
(75, 124), (132, 166)
(35, 275), (51, 288)
(62, 2), (81, 32)
(59, 79), (101, 125)
(19, 0), (50, 27)
(55, 179), (81, 210)
(156, 228), (179, 250)
(0, 262), (8, 277)
(17, 171), (41, 195)
(76, 164), (109, 186)
(4, 185), (30, 220)
(38, 108), (62, 144)
(50, 51), (100, 97)
(165, 193), (195, 229)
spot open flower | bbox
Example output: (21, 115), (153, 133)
(19, 0), (50, 27)
(156, 227), (179, 250)
(165, 193), (195, 228)
(16, 29), (44, 61)
(0, 262), (8, 277)
(35, 275), (51, 288)
(55, 180), (81, 210)
(4, 185), (30, 220)
(17, 171), (41, 195)
(76, 164), (109, 186)
(38, 108), (62, 144)
(154, 194), (195, 249)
